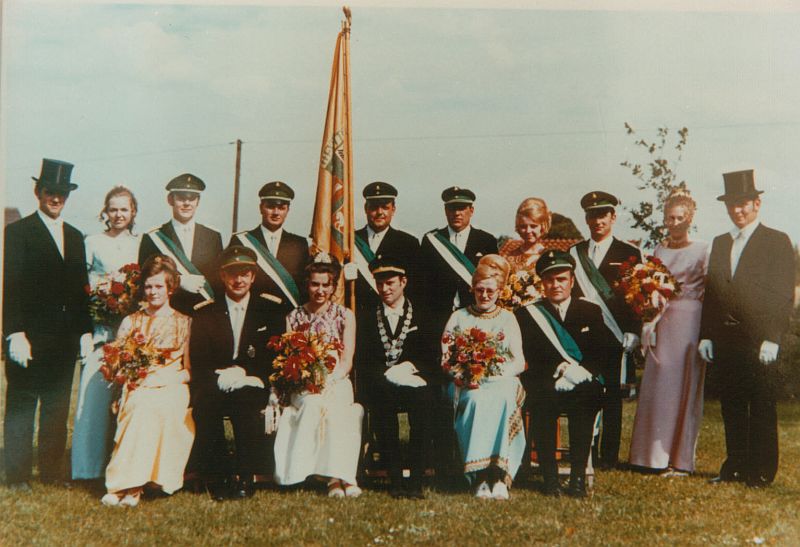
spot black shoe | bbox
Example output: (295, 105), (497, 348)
(596, 460), (618, 471)
(406, 483), (425, 500)
(206, 481), (230, 501)
(7, 481), (32, 493)
(566, 476), (587, 498)
(542, 477), (562, 497)
(389, 486), (406, 499)
(746, 475), (772, 489)
(230, 478), (255, 499)
(708, 471), (744, 485)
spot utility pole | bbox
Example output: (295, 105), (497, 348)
(231, 139), (242, 233)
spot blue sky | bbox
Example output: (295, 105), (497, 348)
(2, 1), (799, 246)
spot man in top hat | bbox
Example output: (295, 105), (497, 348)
(138, 173), (223, 316)
(515, 250), (612, 497)
(3, 158), (94, 488)
(354, 255), (441, 499)
(189, 245), (286, 500)
(569, 191), (642, 469)
(229, 181), (309, 314)
(419, 186), (498, 333)
(353, 182), (421, 312)
(699, 170), (794, 488)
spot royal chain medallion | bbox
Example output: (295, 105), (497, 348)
(377, 301), (413, 367)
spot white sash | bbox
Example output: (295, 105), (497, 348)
(147, 231), (212, 301)
(236, 234), (299, 308)
(569, 246), (623, 343)
(352, 243), (378, 294)
(425, 232), (473, 285)
(524, 304), (579, 366)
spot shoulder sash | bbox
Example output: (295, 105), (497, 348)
(235, 232), (300, 308)
(425, 230), (475, 285)
(569, 245), (623, 343)
(526, 302), (583, 365)
(353, 234), (378, 294)
(150, 228), (214, 300)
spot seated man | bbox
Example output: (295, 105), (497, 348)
(515, 250), (611, 498)
(355, 256), (440, 499)
(189, 246), (285, 500)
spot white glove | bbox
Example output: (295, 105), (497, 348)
(553, 361), (570, 379)
(554, 376), (577, 392)
(79, 333), (94, 363)
(398, 374), (427, 388)
(562, 363), (593, 386)
(649, 330), (657, 348)
(230, 375), (266, 390)
(92, 329), (111, 346)
(698, 339), (714, 363)
(622, 332), (640, 353)
(215, 366), (246, 393)
(343, 262), (358, 281)
(268, 389), (280, 407)
(7, 332), (32, 368)
(180, 274), (207, 294)
(759, 341), (780, 366)
(384, 361), (419, 383)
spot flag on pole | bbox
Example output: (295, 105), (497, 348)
(310, 7), (355, 307)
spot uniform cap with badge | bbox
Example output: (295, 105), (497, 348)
(219, 245), (258, 270)
(441, 186), (476, 205)
(369, 255), (408, 279)
(259, 181), (295, 202)
(166, 173), (205, 194)
(536, 249), (577, 277)
(580, 191), (619, 212)
(363, 181), (398, 202)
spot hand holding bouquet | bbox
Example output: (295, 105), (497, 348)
(86, 263), (141, 326)
(100, 328), (168, 411)
(615, 256), (681, 322)
(441, 326), (511, 389)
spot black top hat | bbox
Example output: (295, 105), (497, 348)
(362, 182), (398, 201)
(441, 186), (476, 205)
(718, 170), (763, 202)
(580, 191), (619, 211)
(535, 249), (576, 277)
(369, 254), (408, 278)
(32, 158), (78, 192)
(166, 173), (205, 193)
(219, 245), (258, 270)
(259, 181), (295, 202)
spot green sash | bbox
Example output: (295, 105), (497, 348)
(352, 234), (378, 293)
(533, 302), (583, 362)
(152, 229), (214, 298)
(353, 234), (376, 264)
(574, 243), (615, 303)
(238, 232), (301, 306)
(425, 230), (476, 286)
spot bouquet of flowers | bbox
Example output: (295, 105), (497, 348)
(267, 324), (344, 404)
(498, 269), (543, 310)
(441, 326), (511, 389)
(86, 263), (141, 326)
(100, 329), (167, 411)
(615, 256), (681, 322)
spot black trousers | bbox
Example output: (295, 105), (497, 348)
(4, 334), (79, 484)
(366, 384), (434, 485)
(530, 382), (601, 480)
(595, 350), (625, 464)
(191, 386), (270, 479)
(715, 341), (778, 483)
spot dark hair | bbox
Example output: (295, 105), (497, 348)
(305, 254), (342, 285)
(99, 185), (138, 232)
(139, 254), (181, 299)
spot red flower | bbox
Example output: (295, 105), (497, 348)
(324, 355), (337, 371)
(469, 365), (483, 376)
(635, 269), (647, 280)
(114, 374), (126, 385)
(127, 381), (137, 391)
(111, 282), (125, 296)
(662, 288), (673, 298)
(642, 282), (656, 293)
(634, 293), (646, 304)
(99, 365), (111, 380)
(442, 333), (454, 345)
(455, 336), (466, 349)
(137, 368), (148, 379)
(454, 378), (464, 387)
(457, 353), (468, 363)
(467, 382), (480, 390)
(469, 328), (487, 343)
(84, 284), (92, 295)
(119, 351), (133, 363)
(496, 332), (505, 342)
(132, 330), (146, 345)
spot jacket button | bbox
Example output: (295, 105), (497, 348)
(62, 305), (66, 312)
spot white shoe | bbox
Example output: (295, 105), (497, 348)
(491, 481), (510, 500)
(101, 493), (121, 507)
(119, 493), (141, 507)
(475, 481), (492, 499)
(327, 480), (345, 498)
(344, 484), (362, 498)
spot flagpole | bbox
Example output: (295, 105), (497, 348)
(342, 7), (356, 311)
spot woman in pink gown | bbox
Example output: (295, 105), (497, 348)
(629, 190), (709, 475)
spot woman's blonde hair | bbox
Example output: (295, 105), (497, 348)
(99, 185), (138, 232)
(474, 254), (510, 289)
(664, 188), (697, 221)
(515, 197), (551, 235)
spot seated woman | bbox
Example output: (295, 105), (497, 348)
(441, 257), (526, 500)
(101, 255), (194, 507)
(272, 254), (363, 497)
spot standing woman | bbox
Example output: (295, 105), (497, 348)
(273, 254), (363, 498)
(442, 258), (526, 500)
(101, 255), (194, 506)
(500, 197), (551, 274)
(72, 186), (141, 481)
(629, 190), (709, 475)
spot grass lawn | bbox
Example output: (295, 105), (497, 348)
(1, 366), (799, 545)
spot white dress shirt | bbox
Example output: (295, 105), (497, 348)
(171, 218), (196, 259)
(383, 296), (406, 333)
(260, 225), (283, 256)
(447, 225), (471, 308)
(367, 226), (389, 253)
(730, 220), (760, 276)
(553, 297), (571, 321)
(588, 236), (613, 267)
(226, 292), (250, 359)
(37, 209), (64, 258)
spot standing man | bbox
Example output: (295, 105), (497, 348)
(230, 181), (309, 314)
(700, 170), (794, 488)
(189, 246), (286, 500)
(353, 182), (420, 312)
(419, 186), (498, 334)
(138, 173), (223, 316)
(516, 251), (612, 497)
(569, 191), (642, 469)
(3, 159), (93, 488)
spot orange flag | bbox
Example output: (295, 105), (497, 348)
(310, 9), (355, 307)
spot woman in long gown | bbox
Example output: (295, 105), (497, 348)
(72, 186), (141, 480)
(273, 255), (364, 498)
(628, 190), (709, 475)
(101, 255), (194, 507)
(442, 258), (526, 500)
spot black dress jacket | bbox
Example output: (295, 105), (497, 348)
(354, 225), (421, 311)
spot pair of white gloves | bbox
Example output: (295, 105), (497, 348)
(698, 339), (779, 366)
(553, 361), (593, 392)
(215, 366), (265, 392)
(179, 274), (207, 294)
(384, 361), (427, 388)
(7, 332), (94, 368)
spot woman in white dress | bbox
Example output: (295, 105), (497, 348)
(273, 255), (364, 498)
(72, 186), (141, 480)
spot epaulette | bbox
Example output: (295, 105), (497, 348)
(232, 230), (249, 236)
(193, 298), (214, 311)
(618, 239), (642, 252)
(146, 226), (162, 234)
(260, 293), (283, 305)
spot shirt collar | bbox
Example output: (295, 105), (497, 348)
(37, 209), (63, 227)
(589, 235), (613, 253)
(730, 219), (760, 241)
(448, 224), (471, 241)
(553, 296), (571, 316)
(225, 292), (251, 313)
(171, 218), (195, 233)
(367, 225), (389, 240)
(261, 225), (283, 240)
(383, 296), (406, 316)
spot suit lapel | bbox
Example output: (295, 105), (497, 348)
(717, 233), (734, 281)
(463, 228), (479, 263)
(216, 300), (236, 358)
(31, 213), (64, 263)
(161, 221), (184, 253)
(732, 224), (763, 281)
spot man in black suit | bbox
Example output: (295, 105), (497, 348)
(419, 186), (498, 335)
(353, 182), (420, 312)
(699, 170), (795, 488)
(569, 191), (642, 469)
(138, 173), (223, 316)
(516, 250), (611, 498)
(355, 256), (440, 499)
(3, 159), (94, 489)
(189, 246), (286, 500)
(230, 181), (309, 314)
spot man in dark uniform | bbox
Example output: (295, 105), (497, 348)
(189, 246), (285, 500)
(138, 173), (223, 316)
(230, 181), (309, 314)
(699, 170), (795, 488)
(516, 250), (611, 498)
(355, 256), (440, 499)
(419, 186), (498, 335)
(3, 159), (93, 489)
(569, 191), (642, 469)
(353, 182), (420, 312)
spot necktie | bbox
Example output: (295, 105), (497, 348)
(231, 305), (243, 358)
(385, 308), (401, 332)
(269, 235), (278, 255)
(590, 243), (598, 266)
(731, 232), (745, 275)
